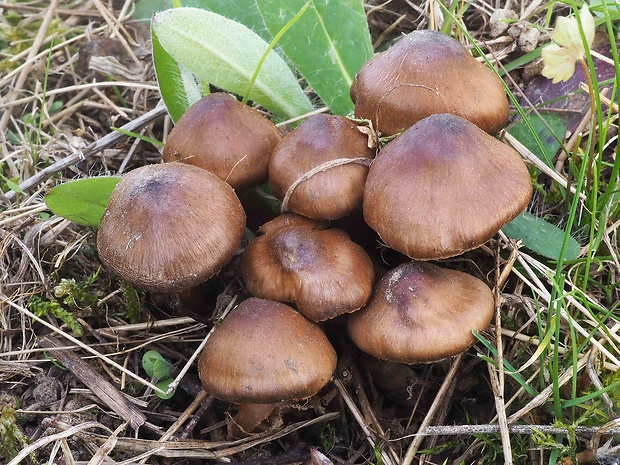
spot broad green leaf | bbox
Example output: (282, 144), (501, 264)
(135, 0), (271, 42)
(45, 177), (121, 228)
(152, 8), (313, 119)
(192, 0), (271, 41)
(509, 112), (567, 168)
(152, 26), (203, 123)
(502, 211), (581, 261)
(256, 0), (373, 115)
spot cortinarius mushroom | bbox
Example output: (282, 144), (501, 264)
(198, 297), (337, 434)
(163, 93), (282, 189)
(238, 214), (375, 321)
(350, 29), (510, 136)
(363, 113), (533, 260)
(97, 163), (246, 292)
(348, 261), (495, 363)
(269, 114), (375, 220)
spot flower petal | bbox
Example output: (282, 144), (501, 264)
(541, 43), (577, 83)
(552, 5), (595, 56)
(552, 15), (583, 55)
(579, 5), (595, 49)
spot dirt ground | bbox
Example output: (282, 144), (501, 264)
(1, 0), (619, 464)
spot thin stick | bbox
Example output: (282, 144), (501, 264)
(0, 0), (61, 134)
(401, 353), (464, 465)
(334, 379), (397, 465)
(503, 132), (587, 201)
(399, 423), (620, 437)
(2, 101), (167, 203)
(489, 241), (518, 464)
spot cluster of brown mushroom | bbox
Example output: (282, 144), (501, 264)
(96, 29), (533, 437)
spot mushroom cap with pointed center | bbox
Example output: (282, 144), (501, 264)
(351, 29), (510, 136)
(363, 113), (533, 260)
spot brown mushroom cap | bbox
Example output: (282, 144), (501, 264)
(163, 93), (282, 190)
(198, 297), (337, 404)
(238, 215), (375, 321)
(269, 114), (375, 220)
(363, 113), (533, 260)
(97, 163), (246, 292)
(350, 29), (510, 136)
(347, 261), (494, 363)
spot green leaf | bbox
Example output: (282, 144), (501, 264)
(256, 0), (373, 115)
(152, 7), (313, 119)
(502, 211), (581, 261)
(152, 25), (203, 123)
(192, 0), (271, 41)
(0, 173), (25, 194)
(135, 0), (271, 42)
(142, 350), (174, 379)
(155, 378), (176, 399)
(44, 177), (120, 228)
(509, 112), (567, 168)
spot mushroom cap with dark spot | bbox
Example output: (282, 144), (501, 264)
(198, 298), (337, 404)
(238, 215), (375, 321)
(348, 262), (495, 363)
(97, 163), (246, 292)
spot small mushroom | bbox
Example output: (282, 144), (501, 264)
(347, 261), (495, 364)
(97, 163), (246, 292)
(350, 29), (510, 136)
(238, 214), (375, 321)
(269, 114), (375, 220)
(363, 113), (533, 260)
(163, 93), (282, 190)
(198, 297), (337, 435)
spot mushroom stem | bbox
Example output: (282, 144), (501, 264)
(228, 403), (275, 438)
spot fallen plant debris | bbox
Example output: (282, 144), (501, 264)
(1, 1), (619, 464)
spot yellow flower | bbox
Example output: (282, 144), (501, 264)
(541, 5), (595, 84)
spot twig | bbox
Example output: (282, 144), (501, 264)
(334, 379), (397, 465)
(2, 101), (167, 204)
(68, 413), (339, 460)
(7, 420), (113, 465)
(489, 241), (520, 464)
(503, 132), (587, 201)
(402, 423), (620, 437)
(38, 336), (146, 430)
(86, 421), (130, 465)
(0, 0), (61, 134)
(401, 353), (464, 465)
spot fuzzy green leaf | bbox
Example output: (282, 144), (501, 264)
(256, 0), (373, 115)
(152, 25), (203, 123)
(152, 7), (313, 119)
(502, 211), (581, 261)
(44, 177), (120, 228)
